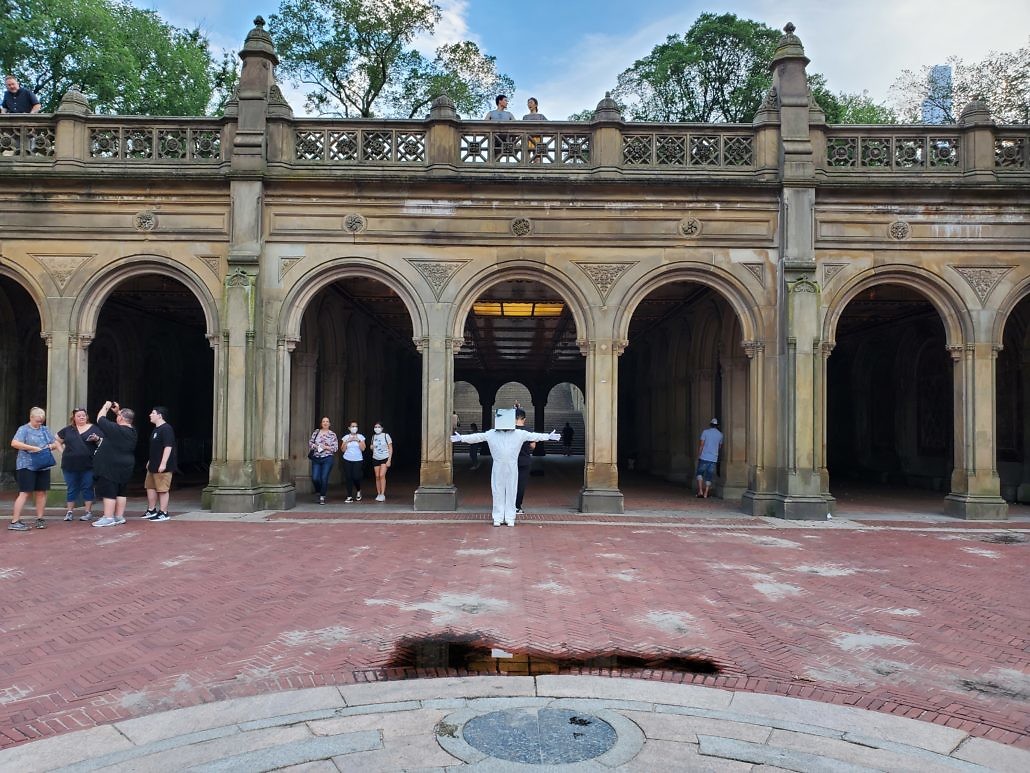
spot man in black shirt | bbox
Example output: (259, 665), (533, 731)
(514, 409), (535, 515)
(143, 406), (177, 522)
(2, 75), (41, 114)
(92, 402), (137, 527)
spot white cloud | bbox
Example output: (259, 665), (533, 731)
(412, 0), (476, 57)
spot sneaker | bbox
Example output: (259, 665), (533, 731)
(92, 517), (117, 528)
(355, 492), (362, 501)
(150, 512), (170, 522)
(141, 509), (158, 519)
(344, 497), (354, 503)
(64, 511), (74, 522)
(79, 512), (94, 522)
(319, 496), (325, 505)
(492, 522), (502, 527)
(505, 521), (515, 527)
(7, 521), (30, 532)
(515, 508), (525, 515)
(375, 494), (385, 502)
(35, 518), (47, 529)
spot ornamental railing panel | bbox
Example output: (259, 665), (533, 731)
(294, 124), (426, 163)
(457, 124), (591, 166)
(620, 127), (754, 168)
(994, 128), (1030, 170)
(87, 121), (224, 162)
(823, 127), (961, 171)
(0, 120), (57, 159)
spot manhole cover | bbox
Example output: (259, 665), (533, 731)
(462, 707), (617, 764)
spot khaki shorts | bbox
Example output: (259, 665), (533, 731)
(144, 471), (173, 493)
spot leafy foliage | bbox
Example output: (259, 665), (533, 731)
(0, 0), (216, 115)
(890, 41), (1030, 124)
(269, 0), (513, 118)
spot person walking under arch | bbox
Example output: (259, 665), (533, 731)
(370, 421), (392, 501)
(308, 416), (339, 505)
(696, 418), (723, 499)
(341, 421), (366, 502)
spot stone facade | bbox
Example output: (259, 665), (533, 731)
(1, 20), (1027, 518)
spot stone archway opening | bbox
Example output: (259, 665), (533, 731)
(89, 273), (214, 493)
(997, 293), (1030, 504)
(545, 383), (585, 457)
(288, 275), (421, 505)
(453, 279), (584, 513)
(619, 281), (748, 510)
(827, 283), (953, 510)
(0, 276), (46, 490)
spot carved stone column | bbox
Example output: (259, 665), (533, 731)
(579, 338), (625, 513)
(720, 353), (750, 498)
(945, 343), (1008, 518)
(666, 348), (691, 484)
(43, 330), (71, 505)
(289, 349), (318, 496)
(414, 336), (458, 510)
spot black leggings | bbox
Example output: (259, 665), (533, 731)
(344, 459), (363, 497)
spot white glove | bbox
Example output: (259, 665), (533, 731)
(450, 433), (462, 443)
(548, 430), (561, 441)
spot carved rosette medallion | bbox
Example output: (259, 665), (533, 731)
(134, 211), (157, 231)
(821, 263), (847, 284)
(574, 261), (637, 301)
(741, 263), (765, 287)
(887, 220), (910, 240)
(950, 265), (1014, 305)
(406, 259), (470, 300)
(510, 217), (533, 237)
(788, 275), (819, 294)
(32, 254), (93, 293)
(225, 267), (252, 288)
(680, 217), (702, 237)
(343, 213), (367, 233)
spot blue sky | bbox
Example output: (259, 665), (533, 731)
(135, 0), (1029, 118)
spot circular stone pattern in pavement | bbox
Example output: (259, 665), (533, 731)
(463, 708), (617, 764)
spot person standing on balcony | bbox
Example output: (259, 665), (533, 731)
(2, 75), (40, 114)
(484, 94), (514, 120)
(522, 97), (547, 120)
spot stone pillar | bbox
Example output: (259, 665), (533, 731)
(816, 341), (835, 503)
(579, 338), (624, 513)
(720, 353), (750, 498)
(53, 87), (91, 168)
(427, 95), (459, 168)
(741, 340), (774, 513)
(1020, 353), (1030, 503)
(945, 343), (1008, 518)
(958, 99), (997, 183)
(591, 94), (623, 172)
(43, 330), (71, 505)
(414, 336), (458, 510)
(289, 350), (318, 495)
(666, 344), (691, 483)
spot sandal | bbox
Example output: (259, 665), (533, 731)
(35, 518), (47, 529)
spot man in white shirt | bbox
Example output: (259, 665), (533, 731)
(696, 418), (724, 499)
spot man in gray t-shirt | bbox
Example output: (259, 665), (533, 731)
(484, 94), (515, 120)
(695, 418), (724, 499)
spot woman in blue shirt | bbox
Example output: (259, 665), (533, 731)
(9, 407), (60, 531)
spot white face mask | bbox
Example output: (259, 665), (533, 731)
(374, 427), (383, 434)
(349, 426), (358, 433)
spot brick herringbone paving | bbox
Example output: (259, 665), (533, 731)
(2, 514), (1029, 752)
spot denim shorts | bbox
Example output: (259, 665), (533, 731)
(63, 469), (95, 503)
(695, 460), (717, 483)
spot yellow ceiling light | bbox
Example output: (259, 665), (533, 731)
(472, 301), (565, 318)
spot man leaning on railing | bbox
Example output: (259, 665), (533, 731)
(2, 75), (41, 157)
(485, 94), (515, 162)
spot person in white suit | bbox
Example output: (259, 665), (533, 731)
(451, 408), (559, 527)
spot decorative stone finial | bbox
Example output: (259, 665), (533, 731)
(592, 91), (622, 122)
(771, 21), (808, 67)
(429, 93), (458, 120)
(958, 96), (993, 126)
(241, 14), (278, 64)
(56, 83), (92, 115)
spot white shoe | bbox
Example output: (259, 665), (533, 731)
(375, 494), (385, 502)
(505, 520), (515, 527)
(356, 492), (362, 501)
(92, 517), (117, 528)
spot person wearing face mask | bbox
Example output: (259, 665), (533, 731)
(451, 408), (560, 527)
(341, 421), (366, 502)
(370, 421), (393, 501)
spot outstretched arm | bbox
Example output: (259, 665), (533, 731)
(522, 431), (559, 443)
(453, 431), (490, 444)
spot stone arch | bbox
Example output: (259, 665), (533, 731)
(71, 255), (220, 338)
(615, 265), (761, 345)
(992, 276), (1030, 348)
(0, 263), (49, 331)
(280, 258), (427, 343)
(822, 265), (971, 349)
(447, 262), (593, 342)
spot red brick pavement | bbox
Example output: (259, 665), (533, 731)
(1, 515), (1029, 750)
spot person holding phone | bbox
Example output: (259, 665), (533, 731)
(341, 421), (366, 503)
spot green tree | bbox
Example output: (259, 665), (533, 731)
(890, 41), (1029, 124)
(269, 0), (512, 118)
(612, 13), (779, 122)
(393, 41), (514, 119)
(0, 0), (215, 115)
